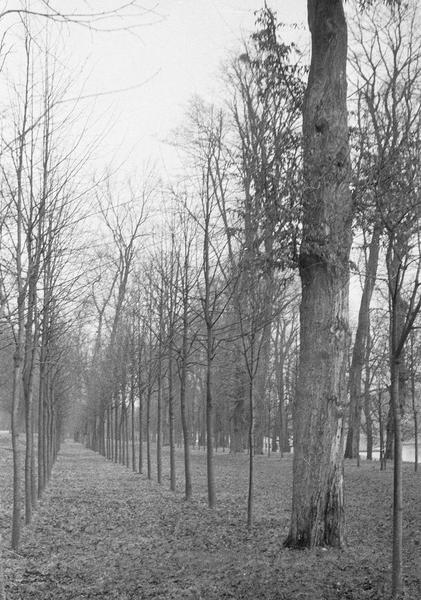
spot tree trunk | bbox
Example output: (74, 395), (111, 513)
(38, 353), (46, 497)
(157, 360), (163, 484)
(364, 366), (373, 461)
(410, 341), (418, 472)
(168, 351), (176, 492)
(137, 386), (143, 474)
(206, 324), (216, 508)
(247, 356), (255, 529)
(146, 385), (152, 480)
(391, 357), (402, 598)
(180, 308), (192, 500)
(285, 0), (350, 548)
(385, 404), (394, 460)
(114, 400), (119, 463)
(379, 390), (385, 470)
(11, 347), (23, 551)
(137, 364), (143, 474)
(345, 225), (380, 458)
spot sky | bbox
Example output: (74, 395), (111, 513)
(60, 1), (308, 180)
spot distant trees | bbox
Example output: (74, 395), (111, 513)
(225, 7), (303, 454)
(0, 0), (157, 564)
(73, 8), (304, 527)
(0, 24), (91, 549)
(346, 2), (421, 595)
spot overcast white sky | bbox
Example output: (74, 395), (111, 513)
(60, 1), (308, 179)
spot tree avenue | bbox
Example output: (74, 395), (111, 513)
(1, 2), (421, 599)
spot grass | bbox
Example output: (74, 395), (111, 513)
(1, 436), (421, 599)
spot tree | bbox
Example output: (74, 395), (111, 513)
(225, 7), (303, 453)
(346, 4), (421, 591)
(285, 0), (351, 548)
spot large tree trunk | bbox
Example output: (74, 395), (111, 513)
(345, 225), (380, 458)
(285, 0), (351, 548)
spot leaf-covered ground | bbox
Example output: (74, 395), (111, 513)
(1, 436), (421, 599)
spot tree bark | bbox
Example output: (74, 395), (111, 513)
(180, 301), (192, 500)
(247, 349), (255, 528)
(168, 351), (176, 492)
(285, 0), (350, 548)
(157, 357), (163, 485)
(206, 322), (216, 508)
(391, 357), (402, 598)
(11, 346), (23, 551)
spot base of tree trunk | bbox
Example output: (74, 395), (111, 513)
(284, 466), (345, 549)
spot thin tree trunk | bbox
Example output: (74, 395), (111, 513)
(346, 226), (380, 458)
(11, 348), (23, 551)
(247, 367), (255, 529)
(180, 308), (192, 500)
(24, 303), (38, 523)
(157, 363), (162, 484)
(364, 376), (373, 461)
(38, 359), (45, 497)
(130, 379), (136, 472)
(24, 391), (34, 523)
(206, 324), (216, 508)
(411, 338), (418, 472)
(114, 400), (119, 463)
(391, 357), (402, 598)
(168, 352), (176, 492)
(385, 403), (394, 460)
(110, 406), (114, 461)
(138, 376), (143, 475)
(146, 385), (151, 480)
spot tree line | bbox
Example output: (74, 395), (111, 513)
(1, 2), (421, 599)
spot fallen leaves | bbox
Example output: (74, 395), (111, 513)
(0, 440), (420, 599)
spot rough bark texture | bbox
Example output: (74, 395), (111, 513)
(285, 0), (351, 548)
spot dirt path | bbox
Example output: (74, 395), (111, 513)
(7, 442), (223, 600)
(4, 441), (421, 599)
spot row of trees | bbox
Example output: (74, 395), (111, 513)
(1, 2), (421, 599)
(77, 4), (421, 597)
(77, 10), (304, 528)
(79, 0), (421, 551)
(0, 1), (154, 561)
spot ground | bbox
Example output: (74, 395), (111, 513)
(1, 437), (420, 599)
